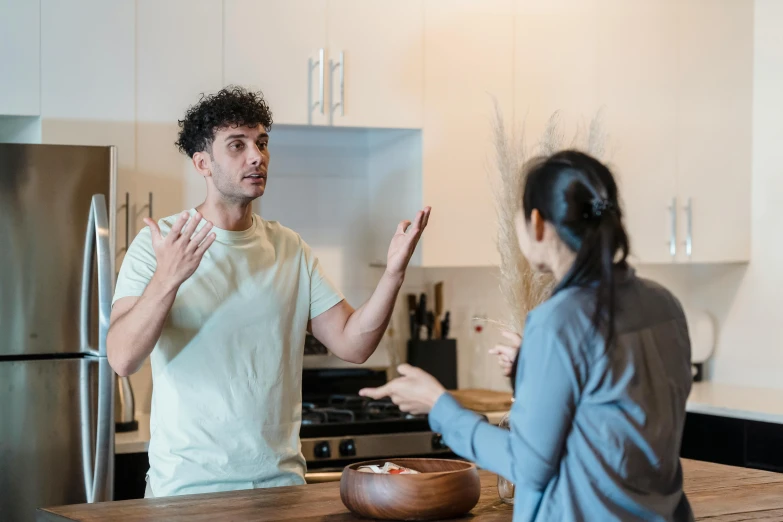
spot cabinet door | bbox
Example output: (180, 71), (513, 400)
(676, 0), (753, 263)
(224, 0), (328, 126)
(40, 0), (136, 266)
(421, 0), (514, 267)
(327, 0), (424, 129)
(596, 0), (678, 264)
(514, 0), (599, 153)
(0, 0), (40, 116)
(136, 0), (224, 223)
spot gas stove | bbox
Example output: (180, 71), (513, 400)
(300, 369), (453, 471)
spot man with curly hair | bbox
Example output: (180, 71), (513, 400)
(108, 86), (431, 498)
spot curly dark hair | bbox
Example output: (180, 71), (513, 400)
(175, 85), (273, 157)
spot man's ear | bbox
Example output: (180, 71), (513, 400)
(192, 151), (211, 178)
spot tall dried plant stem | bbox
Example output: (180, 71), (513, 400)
(489, 101), (607, 336)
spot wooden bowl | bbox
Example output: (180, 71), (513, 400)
(339, 458), (481, 521)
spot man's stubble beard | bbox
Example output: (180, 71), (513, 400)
(210, 160), (260, 206)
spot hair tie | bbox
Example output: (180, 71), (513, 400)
(584, 199), (614, 219)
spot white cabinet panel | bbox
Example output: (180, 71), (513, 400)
(422, 0), (514, 267)
(223, 0), (328, 126)
(327, 0), (423, 129)
(137, 0), (223, 123)
(514, 0), (599, 149)
(676, 0), (753, 263)
(597, 0), (678, 264)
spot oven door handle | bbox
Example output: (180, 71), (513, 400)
(305, 471), (344, 483)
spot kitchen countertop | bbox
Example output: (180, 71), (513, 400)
(37, 460), (783, 521)
(115, 382), (783, 455)
(115, 413), (150, 454)
(685, 381), (783, 424)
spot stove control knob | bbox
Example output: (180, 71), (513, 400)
(431, 433), (448, 450)
(314, 441), (331, 459)
(339, 439), (356, 457)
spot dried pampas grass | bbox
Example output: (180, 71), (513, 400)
(487, 102), (608, 335)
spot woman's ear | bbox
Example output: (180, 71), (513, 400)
(531, 209), (546, 242)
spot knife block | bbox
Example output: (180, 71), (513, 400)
(406, 339), (458, 390)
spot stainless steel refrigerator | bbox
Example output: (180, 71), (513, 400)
(0, 143), (116, 521)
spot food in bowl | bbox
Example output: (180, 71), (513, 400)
(357, 462), (420, 475)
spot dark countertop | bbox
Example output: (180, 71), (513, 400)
(38, 460), (783, 521)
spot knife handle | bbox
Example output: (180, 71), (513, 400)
(440, 311), (451, 339)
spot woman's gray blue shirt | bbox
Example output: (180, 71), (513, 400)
(429, 269), (694, 521)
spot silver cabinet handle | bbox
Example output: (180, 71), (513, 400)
(668, 197), (677, 258)
(684, 197), (693, 258)
(80, 194), (113, 357)
(310, 48), (325, 115)
(117, 192), (129, 256)
(330, 51), (345, 118)
(139, 191), (153, 220)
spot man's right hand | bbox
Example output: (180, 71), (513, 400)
(144, 211), (216, 289)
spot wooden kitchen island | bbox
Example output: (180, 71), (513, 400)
(37, 459), (783, 521)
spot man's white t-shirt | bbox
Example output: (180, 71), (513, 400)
(112, 209), (344, 497)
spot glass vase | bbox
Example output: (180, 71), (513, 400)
(496, 411), (515, 504)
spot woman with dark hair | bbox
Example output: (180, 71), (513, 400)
(361, 150), (694, 521)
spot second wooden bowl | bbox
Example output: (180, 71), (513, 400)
(339, 458), (481, 521)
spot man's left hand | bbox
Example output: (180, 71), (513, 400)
(359, 364), (446, 415)
(385, 207), (431, 278)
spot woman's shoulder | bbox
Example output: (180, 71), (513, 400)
(525, 288), (596, 353)
(529, 285), (595, 325)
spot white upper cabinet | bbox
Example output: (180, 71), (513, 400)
(40, 0), (135, 163)
(0, 0), (40, 116)
(223, 0), (329, 126)
(675, 0), (753, 263)
(224, 1), (423, 129)
(11, 0), (752, 269)
(514, 0), (599, 150)
(420, 0), (514, 267)
(327, 1), (423, 129)
(137, 0), (223, 123)
(596, 0), (679, 265)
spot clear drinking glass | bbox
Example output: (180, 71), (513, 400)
(496, 411), (515, 504)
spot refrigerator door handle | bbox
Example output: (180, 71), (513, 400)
(92, 359), (115, 501)
(80, 358), (115, 503)
(80, 194), (112, 357)
(79, 194), (115, 502)
(80, 359), (95, 502)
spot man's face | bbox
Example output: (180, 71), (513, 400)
(206, 125), (270, 203)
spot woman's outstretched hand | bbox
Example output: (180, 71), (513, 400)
(359, 364), (446, 415)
